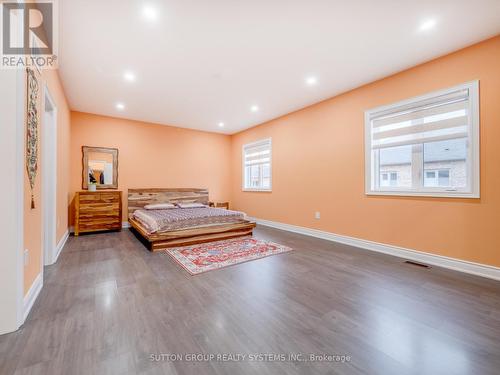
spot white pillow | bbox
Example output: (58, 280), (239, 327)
(144, 203), (177, 210)
(177, 203), (207, 209)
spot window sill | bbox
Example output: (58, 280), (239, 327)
(366, 190), (479, 199)
(242, 188), (272, 193)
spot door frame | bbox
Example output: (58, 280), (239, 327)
(42, 84), (58, 266)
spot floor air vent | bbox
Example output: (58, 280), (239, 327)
(404, 260), (431, 268)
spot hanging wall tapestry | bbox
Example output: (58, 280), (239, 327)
(26, 68), (39, 209)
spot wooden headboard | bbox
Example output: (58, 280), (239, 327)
(127, 188), (209, 218)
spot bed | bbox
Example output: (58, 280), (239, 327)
(128, 188), (256, 251)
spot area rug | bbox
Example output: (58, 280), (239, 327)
(165, 237), (293, 275)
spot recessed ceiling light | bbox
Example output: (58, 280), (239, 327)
(306, 76), (318, 86)
(123, 71), (136, 82)
(116, 103), (125, 110)
(142, 5), (158, 21)
(251, 105), (259, 112)
(418, 18), (437, 32)
(218, 122), (225, 128)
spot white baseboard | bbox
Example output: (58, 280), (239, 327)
(250, 217), (500, 281)
(53, 230), (69, 264)
(23, 273), (43, 322)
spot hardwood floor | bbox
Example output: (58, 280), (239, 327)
(1, 225), (499, 375)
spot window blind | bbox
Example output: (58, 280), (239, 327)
(244, 140), (271, 166)
(369, 88), (470, 149)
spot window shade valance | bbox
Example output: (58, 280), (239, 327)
(243, 140), (271, 166)
(369, 88), (470, 149)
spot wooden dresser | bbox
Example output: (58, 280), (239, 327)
(74, 191), (122, 236)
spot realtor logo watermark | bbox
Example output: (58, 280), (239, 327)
(1, 1), (58, 69)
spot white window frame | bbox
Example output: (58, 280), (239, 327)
(242, 138), (272, 192)
(364, 81), (480, 198)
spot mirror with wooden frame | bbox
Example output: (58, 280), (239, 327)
(82, 146), (119, 190)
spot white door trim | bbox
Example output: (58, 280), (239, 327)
(0, 5), (28, 333)
(15, 66), (25, 329)
(42, 84), (58, 266)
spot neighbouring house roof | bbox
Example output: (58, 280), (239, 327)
(379, 138), (467, 166)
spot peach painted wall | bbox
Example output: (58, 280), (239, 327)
(230, 36), (500, 268)
(24, 68), (71, 295)
(70, 112), (232, 222)
(23, 69), (42, 294)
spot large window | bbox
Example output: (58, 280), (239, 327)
(243, 138), (272, 191)
(365, 81), (479, 198)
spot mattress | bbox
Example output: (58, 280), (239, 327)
(133, 207), (246, 234)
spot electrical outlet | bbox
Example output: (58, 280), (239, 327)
(315, 211), (321, 219)
(24, 249), (29, 266)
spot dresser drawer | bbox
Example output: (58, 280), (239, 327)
(79, 211), (120, 221)
(79, 202), (120, 213)
(78, 193), (102, 202)
(79, 216), (121, 230)
(100, 193), (120, 203)
(78, 220), (121, 233)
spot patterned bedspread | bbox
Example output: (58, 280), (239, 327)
(133, 207), (246, 234)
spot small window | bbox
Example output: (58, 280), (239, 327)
(243, 138), (272, 191)
(380, 171), (399, 187)
(424, 169), (450, 187)
(365, 81), (480, 198)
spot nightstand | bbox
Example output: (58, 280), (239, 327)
(208, 201), (229, 210)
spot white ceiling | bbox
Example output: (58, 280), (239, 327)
(58, 0), (500, 134)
